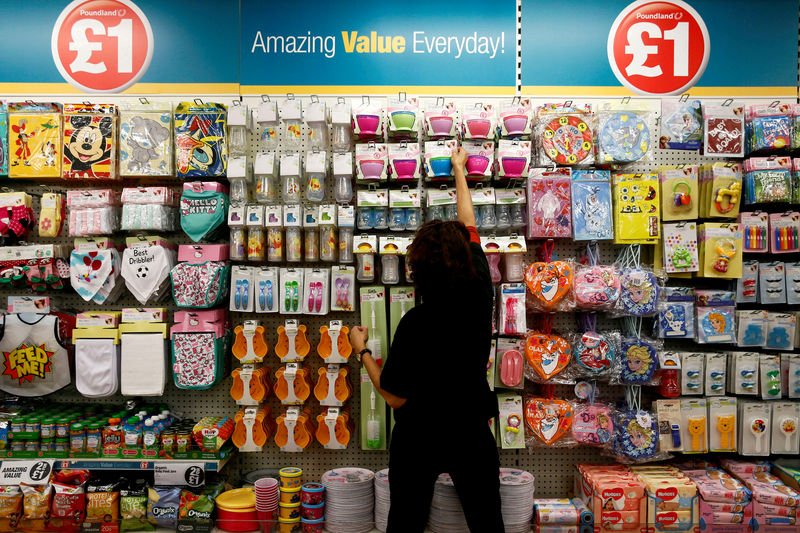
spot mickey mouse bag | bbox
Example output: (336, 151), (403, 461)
(62, 104), (118, 180)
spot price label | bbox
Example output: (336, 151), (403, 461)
(154, 462), (205, 488)
(51, 0), (154, 93)
(607, 0), (709, 95)
(0, 460), (54, 485)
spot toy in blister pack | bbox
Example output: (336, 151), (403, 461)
(597, 101), (654, 164)
(526, 168), (572, 239)
(535, 103), (595, 166)
(759, 261), (786, 305)
(786, 262), (800, 304)
(656, 287), (695, 339)
(660, 99), (702, 150)
(738, 212), (769, 253)
(746, 103), (792, 153)
(525, 332), (571, 382)
(8, 102), (62, 178)
(698, 223), (743, 278)
(62, 104), (118, 179)
(703, 103), (744, 157)
(571, 170), (612, 241)
(768, 212), (800, 253)
(743, 156), (792, 204)
(612, 173), (660, 244)
(119, 104), (173, 177)
(736, 310), (767, 347)
(701, 162), (742, 218)
(620, 336), (659, 385)
(617, 267), (659, 317)
(695, 290), (736, 344)
(662, 222), (699, 273)
(765, 312), (796, 351)
(524, 397), (574, 447)
(614, 410), (658, 461)
(660, 165), (698, 221)
(574, 264), (620, 311)
(174, 102), (228, 178)
(525, 260), (574, 312)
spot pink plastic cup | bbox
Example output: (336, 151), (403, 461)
(392, 159), (417, 180)
(466, 118), (491, 138)
(428, 116), (454, 136)
(466, 155), (490, 176)
(501, 157), (527, 177)
(356, 114), (379, 135)
(503, 114), (528, 135)
(359, 159), (385, 180)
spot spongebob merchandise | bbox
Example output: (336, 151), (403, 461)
(8, 102), (62, 178)
(174, 102), (228, 178)
(62, 104), (118, 180)
(613, 173), (660, 244)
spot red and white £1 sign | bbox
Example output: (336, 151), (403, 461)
(607, 0), (709, 95)
(51, 0), (154, 93)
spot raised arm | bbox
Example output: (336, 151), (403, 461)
(452, 147), (476, 228)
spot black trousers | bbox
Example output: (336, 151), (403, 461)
(386, 423), (504, 533)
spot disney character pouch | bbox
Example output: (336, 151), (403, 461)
(174, 102), (227, 178)
(120, 103), (173, 177)
(62, 104), (117, 179)
(8, 102), (62, 178)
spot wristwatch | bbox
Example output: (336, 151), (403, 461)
(356, 348), (372, 363)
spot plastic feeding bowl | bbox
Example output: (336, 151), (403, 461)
(355, 114), (380, 135)
(359, 159), (385, 180)
(501, 157), (527, 178)
(428, 116), (454, 136)
(392, 159), (417, 180)
(466, 118), (491, 138)
(466, 155), (490, 176)
(429, 156), (452, 177)
(390, 110), (416, 131)
(503, 114), (528, 136)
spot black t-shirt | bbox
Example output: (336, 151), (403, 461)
(380, 242), (497, 434)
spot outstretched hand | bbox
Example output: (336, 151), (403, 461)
(451, 147), (467, 173)
(350, 326), (369, 353)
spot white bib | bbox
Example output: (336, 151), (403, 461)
(0, 314), (70, 396)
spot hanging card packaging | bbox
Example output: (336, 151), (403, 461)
(736, 261), (758, 302)
(705, 352), (728, 396)
(62, 104), (118, 180)
(730, 352), (760, 396)
(786, 262), (800, 304)
(759, 262), (786, 304)
(462, 141), (494, 181)
(660, 166), (699, 221)
(702, 163), (742, 219)
(766, 312), (796, 351)
(619, 336), (661, 385)
(788, 354), (800, 399)
(703, 104), (744, 157)
(387, 143), (421, 181)
(770, 402), (800, 454)
(0, 103), (7, 176)
(759, 354), (782, 400)
(498, 283), (526, 337)
(535, 103), (595, 167)
(656, 287), (694, 339)
(461, 103), (497, 140)
(526, 168), (572, 239)
(680, 352), (705, 395)
(738, 212), (769, 253)
(524, 397), (575, 448)
(613, 409), (658, 461)
(698, 223), (743, 279)
(655, 399), (683, 452)
(660, 99), (703, 150)
(596, 100), (655, 165)
(387, 96), (419, 138)
(680, 398), (708, 453)
(612, 173), (660, 244)
(695, 290), (736, 343)
(708, 397), (737, 452)
(355, 143), (388, 182)
(743, 156), (792, 204)
(746, 103), (792, 153)
(740, 400), (771, 455)
(736, 310), (768, 348)
(424, 100), (459, 139)
(495, 338), (525, 390)
(499, 98), (533, 138)
(8, 102), (62, 178)
(174, 102), (227, 178)
(352, 99), (384, 139)
(495, 140), (531, 179)
(662, 222), (699, 274)
(768, 212), (800, 253)
(423, 140), (456, 181)
(571, 170), (612, 241)
(497, 393), (525, 449)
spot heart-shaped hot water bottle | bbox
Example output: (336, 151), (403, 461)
(526, 333), (571, 381)
(525, 261), (573, 311)
(525, 398), (573, 445)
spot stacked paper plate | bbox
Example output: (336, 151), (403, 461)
(322, 467), (375, 533)
(427, 469), (535, 533)
(499, 468), (535, 533)
(374, 468), (390, 532)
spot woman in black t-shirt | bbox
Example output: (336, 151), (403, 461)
(350, 147), (503, 533)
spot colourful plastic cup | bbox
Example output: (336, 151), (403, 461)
(503, 114), (528, 135)
(392, 159), (417, 180)
(300, 483), (325, 505)
(466, 118), (491, 138)
(428, 116), (454, 136)
(390, 111), (416, 131)
(355, 114), (379, 135)
(301, 502), (325, 521)
(429, 156), (452, 177)
(279, 502), (301, 520)
(279, 487), (301, 504)
(501, 157), (527, 177)
(300, 517), (324, 532)
(279, 467), (303, 488)
(359, 159), (385, 180)
(466, 155), (490, 176)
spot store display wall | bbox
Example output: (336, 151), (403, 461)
(0, 92), (793, 498)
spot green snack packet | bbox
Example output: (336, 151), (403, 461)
(120, 480), (154, 532)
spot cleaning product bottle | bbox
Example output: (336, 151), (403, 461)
(367, 389), (382, 449)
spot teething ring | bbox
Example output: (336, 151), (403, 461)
(713, 239), (736, 273)
(714, 182), (740, 214)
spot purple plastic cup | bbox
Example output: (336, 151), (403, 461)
(501, 157), (527, 177)
(392, 159), (417, 180)
(466, 155), (490, 176)
(428, 116), (454, 136)
(359, 159), (385, 179)
(466, 119), (491, 138)
(356, 114), (380, 135)
(503, 114), (528, 135)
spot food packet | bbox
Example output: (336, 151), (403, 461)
(120, 480), (154, 532)
(20, 482), (52, 532)
(147, 486), (181, 529)
(0, 486), (22, 532)
(85, 479), (124, 524)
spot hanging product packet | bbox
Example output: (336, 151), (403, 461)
(524, 395), (577, 448)
(571, 316), (619, 381)
(617, 335), (662, 386)
(180, 182), (229, 243)
(525, 328), (573, 384)
(662, 222), (699, 274)
(534, 102), (595, 167)
(571, 169), (613, 241)
(660, 99), (703, 150)
(656, 287), (695, 339)
(120, 103), (174, 177)
(526, 168), (572, 238)
(524, 256), (575, 313)
(615, 266), (661, 317)
(612, 409), (659, 463)
(703, 103), (745, 157)
(0, 103), (8, 176)
(174, 101), (228, 178)
(613, 173), (660, 244)
(596, 100), (655, 165)
(660, 165), (699, 221)
(743, 156), (792, 204)
(746, 103), (792, 153)
(62, 103), (118, 179)
(8, 102), (62, 178)
(695, 290), (736, 344)
(572, 383), (616, 447)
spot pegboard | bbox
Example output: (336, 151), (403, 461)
(0, 92), (794, 500)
